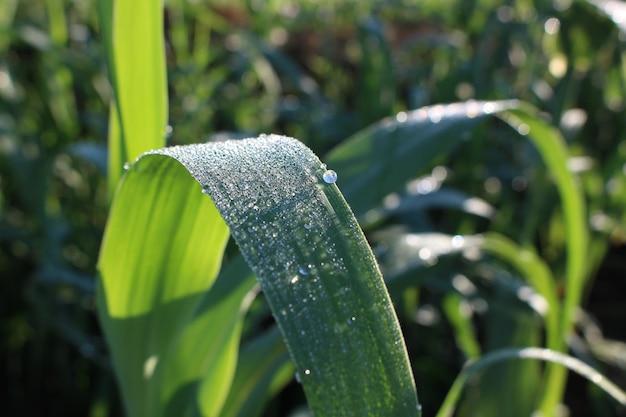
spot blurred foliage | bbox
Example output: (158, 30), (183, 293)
(1, 0), (626, 416)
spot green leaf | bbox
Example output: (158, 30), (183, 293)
(149, 135), (420, 417)
(219, 327), (293, 417)
(325, 100), (520, 219)
(496, 109), (589, 414)
(164, 257), (257, 417)
(356, 18), (396, 123)
(97, 0), (168, 195)
(436, 347), (626, 417)
(97, 155), (233, 417)
(98, 135), (420, 417)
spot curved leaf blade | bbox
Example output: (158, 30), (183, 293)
(149, 135), (420, 417)
(219, 327), (293, 417)
(97, 156), (231, 417)
(325, 100), (520, 218)
(436, 347), (626, 417)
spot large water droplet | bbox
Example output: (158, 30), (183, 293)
(322, 169), (337, 184)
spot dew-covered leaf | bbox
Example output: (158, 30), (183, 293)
(98, 135), (420, 417)
(149, 135), (420, 417)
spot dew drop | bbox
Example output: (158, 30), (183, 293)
(290, 276), (299, 284)
(164, 125), (173, 139)
(517, 123), (530, 135)
(123, 162), (131, 171)
(201, 187), (211, 195)
(299, 264), (314, 275)
(304, 369), (311, 375)
(322, 169), (338, 184)
(451, 235), (465, 248)
(320, 163), (327, 170)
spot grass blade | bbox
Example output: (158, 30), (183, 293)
(219, 327), (293, 417)
(435, 347), (626, 417)
(325, 100), (519, 218)
(147, 134), (421, 417)
(97, 0), (168, 195)
(97, 156), (232, 417)
(497, 108), (589, 413)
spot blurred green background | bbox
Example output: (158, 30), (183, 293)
(1, 0), (626, 416)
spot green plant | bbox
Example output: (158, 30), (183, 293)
(94, 1), (626, 417)
(4, 0), (626, 416)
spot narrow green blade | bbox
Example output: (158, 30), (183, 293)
(219, 327), (293, 417)
(497, 108), (589, 413)
(97, 0), (168, 195)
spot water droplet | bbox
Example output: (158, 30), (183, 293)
(304, 369), (311, 375)
(347, 316), (356, 324)
(482, 102), (496, 114)
(428, 106), (443, 123)
(164, 125), (173, 139)
(517, 123), (530, 135)
(123, 162), (131, 171)
(290, 276), (299, 284)
(201, 187), (211, 195)
(299, 264), (314, 275)
(322, 169), (338, 184)
(143, 355), (159, 379)
(320, 163), (327, 170)
(451, 235), (464, 248)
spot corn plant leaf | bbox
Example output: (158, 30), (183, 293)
(96, 155), (245, 417)
(436, 347), (626, 417)
(497, 108), (589, 413)
(325, 100), (520, 219)
(97, 0), (168, 196)
(98, 135), (420, 417)
(219, 327), (293, 417)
